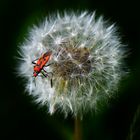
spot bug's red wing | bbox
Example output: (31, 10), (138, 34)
(33, 51), (52, 77)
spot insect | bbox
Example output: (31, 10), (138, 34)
(32, 50), (53, 87)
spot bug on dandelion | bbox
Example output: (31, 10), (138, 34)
(32, 50), (53, 87)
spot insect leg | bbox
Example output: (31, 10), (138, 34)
(32, 58), (39, 64)
(44, 63), (54, 67)
(41, 71), (48, 77)
(43, 68), (53, 77)
(42, 68), (53, 87)
(42, 68), (49, 75)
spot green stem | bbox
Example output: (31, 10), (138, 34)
(74, 116), (82, 140)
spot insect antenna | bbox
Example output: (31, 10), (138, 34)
(32, 76), (36, 87)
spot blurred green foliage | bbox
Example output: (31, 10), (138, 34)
(0, 0), (140, 139)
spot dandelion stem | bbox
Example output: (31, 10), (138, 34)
(74, 116), (82, 140)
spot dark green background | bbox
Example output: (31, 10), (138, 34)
(0, 0), (140, 139)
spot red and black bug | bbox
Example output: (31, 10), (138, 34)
(32, 50), (53, 87)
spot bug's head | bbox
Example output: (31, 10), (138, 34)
(33, 71), (38, 77)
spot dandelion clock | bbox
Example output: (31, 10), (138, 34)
(18, 11), (126, 118)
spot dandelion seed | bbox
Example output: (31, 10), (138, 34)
(18, 11), (126, 117)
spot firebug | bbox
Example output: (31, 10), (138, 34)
(32, 50), (53, 87)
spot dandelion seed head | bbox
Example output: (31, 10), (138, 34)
(18, 11), (126, 117)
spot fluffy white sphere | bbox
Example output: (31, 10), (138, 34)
(18, 11), (126, 117)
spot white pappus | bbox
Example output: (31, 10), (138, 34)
(18, 11), (126, 117)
